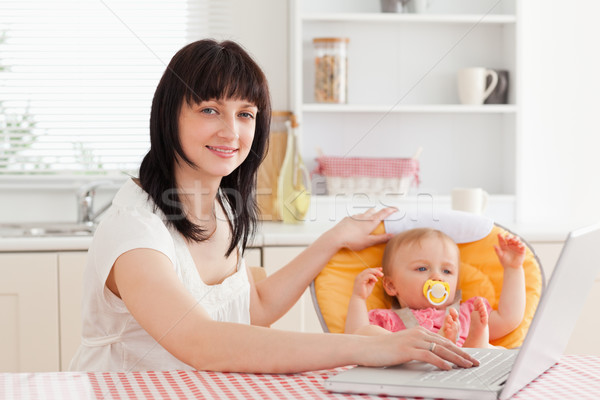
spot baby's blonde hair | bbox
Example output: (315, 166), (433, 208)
(381, 228), (459, 276)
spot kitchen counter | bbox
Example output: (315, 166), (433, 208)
(0, 236), (94, 252)
(0, 219), (574, 253)
(0, 195), (579, 252)
(0, 221), (336, 252)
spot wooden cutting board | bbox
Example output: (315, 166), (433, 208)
(257, 130), (287, 221)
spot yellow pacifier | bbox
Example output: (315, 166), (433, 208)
(423, 280), (450, 306)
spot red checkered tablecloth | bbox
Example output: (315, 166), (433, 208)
(313, 156), (420, 182)
(1, 355), (599, 399)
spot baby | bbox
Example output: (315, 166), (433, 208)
(345, 228), (526, 348)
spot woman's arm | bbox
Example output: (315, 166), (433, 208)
(111, 248), (477, 373)
(248, 208), (396, 327)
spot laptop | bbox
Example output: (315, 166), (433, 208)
(325, 223), (600, 400)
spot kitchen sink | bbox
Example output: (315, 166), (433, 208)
(0, 222), (96, 238)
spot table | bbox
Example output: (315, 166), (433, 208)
(1, 355), (599, 399)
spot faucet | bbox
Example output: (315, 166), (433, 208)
(77, 180), (114, 226)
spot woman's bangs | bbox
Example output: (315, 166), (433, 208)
(186, 53), (266, 109)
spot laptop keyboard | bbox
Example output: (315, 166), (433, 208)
(418, 350), (517, 387)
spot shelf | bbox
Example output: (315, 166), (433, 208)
(302, 104), (517, 114)
(302, 13), (516, 25)
(293, 0), (519, 205)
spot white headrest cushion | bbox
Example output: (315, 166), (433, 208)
(383, 209), (494, 244)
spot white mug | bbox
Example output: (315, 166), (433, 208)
(457, 67), (499, 105)
(407, 0), (432, 13)
(451, 188), (489, 215)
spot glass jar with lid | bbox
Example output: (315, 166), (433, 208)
(313, 37), (349, 103)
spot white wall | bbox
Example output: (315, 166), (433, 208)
(518, 0), (600, 226)
(2, 0), (600, 228)
(225, 0), (290, 111)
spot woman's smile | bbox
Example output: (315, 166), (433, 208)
(206, 145), (239, 158)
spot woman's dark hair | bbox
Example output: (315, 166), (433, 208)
(139, 39), (271, 256)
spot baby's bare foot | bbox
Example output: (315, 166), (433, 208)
(463, 297), (490, 348)
(440, 308), (459, 344)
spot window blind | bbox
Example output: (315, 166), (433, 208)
(0, 0), (231, 177)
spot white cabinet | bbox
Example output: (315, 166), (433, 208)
(262, 246), (322, 333)
(0, 252), (88, 372)
(244, 247), (262, 268)
(291, 0), (518, 214)
(58, 252), (87, 371)
(0, 253), (59, 372)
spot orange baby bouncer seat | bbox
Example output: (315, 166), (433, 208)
(310, 210), (544, 348)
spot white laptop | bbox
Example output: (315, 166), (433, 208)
(325, 223), (600, 400)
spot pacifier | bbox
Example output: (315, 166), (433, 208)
(423, 280), (450, 306)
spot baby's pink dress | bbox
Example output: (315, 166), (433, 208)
(367, 297), (492, 347)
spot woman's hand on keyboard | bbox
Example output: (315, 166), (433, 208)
(358, 326), (480, 371)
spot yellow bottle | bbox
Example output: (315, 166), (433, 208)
(277, 115), (311, 224)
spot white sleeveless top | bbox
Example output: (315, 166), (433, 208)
(69, 179), (251, 371)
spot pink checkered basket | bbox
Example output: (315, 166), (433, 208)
(313, 156), (420, 196)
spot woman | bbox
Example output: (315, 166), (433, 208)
(70, 39), (477, 373)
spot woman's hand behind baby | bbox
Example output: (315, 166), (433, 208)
(326, 207), (396, 252)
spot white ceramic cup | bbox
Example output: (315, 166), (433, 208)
(407, 0), (431, 13)
(451, 188), (489, 214)
(457, 67), (499, 105)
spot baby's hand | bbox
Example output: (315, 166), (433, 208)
(494, 233), (526, 270)
(352, 268), (384, 300)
